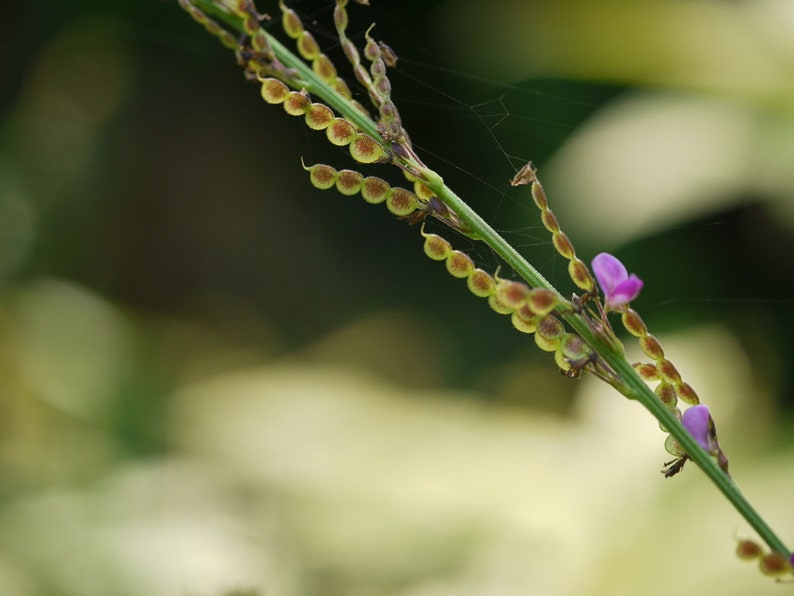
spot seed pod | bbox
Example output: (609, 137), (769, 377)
(495, 279), (530, 311)
(335, 78), (353, 100)
(413, 181), (434, 201)
(326, 118), (357, 146)
(511, 305), (538, 333)
(541, 210), (560, 234)
(335, 169), (363, 195)
(640, 335), (665, 360)
(467, 269), (495, 298)
(281, 2), (303, 38)
(260, 77), (289, 104)
(360, 176), (390, 204)
(552, 232), (575, 259)
(350, 133), (385, 163)
(488, 294), (515, 315)
(304, 163), (338, 190)
(297, 31), (320, 60)
(535, 315), (564, 351)
(386, 187), (418, 216)
(560, 333), (590, 362)
(445, 250), (475, 279)
(531, 180), (548, 210)
(333, 3), (348, 32)
(526, 288), (558, 316)
(759, 552), (792, 577)
(658, 359), (682, 384)
(735, 539), (764, 561)
(664, 434), (685, 457)
(633, 362), (659, 381)
(621, 308), (647, 337)
(421, 230), (452, 261)
(283, 90), (311, 115)
(655, 381), (677, 408)
(675, 381), (700, 405)
(305, 103), (335, 130)
(568, 258), (594, 292)
(313, 54), (337, 82)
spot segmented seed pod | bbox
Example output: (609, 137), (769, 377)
(735, 539), (764, 561)
(655, 381), (678, 408)
(639, 335), (665, 360)
(621, 308), (647, 337)
(467, 269), (495, 298)
(350, 133), (385, 163)
(535, 315), (565, 351)
(313, 54), (337, 83)
(283, 90), (311, 115)
(303, 162), (338, 190)
(445, 250), (475, 279)
(360, 176), (390, 204)
(511, 305), (538, 334)
(488, 294), (515, 315)
(675, 381), (699, 405)
(178, 0), (239, 49)
(759, 552), (793, 577)
(526, 288), (558, 316)
(260, 77), (289, 104)
(633, 362), (659, 381)
(494, 279), (530, 311)
(335, 169), (363, 195)
(305, 103), (335, 130)
(280, 0), (303, 38)
(326, 118), (357, 146)
(664, 434), (685, 457)
(422, 230), (452, 261)
(297, 31), (320, 60)
(385, 187), (418, 216)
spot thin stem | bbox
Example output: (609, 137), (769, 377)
(187, 0), (789, 558)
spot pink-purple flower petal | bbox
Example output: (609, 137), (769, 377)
(591, 252), (643, 309)
(682, 404), (717, 455)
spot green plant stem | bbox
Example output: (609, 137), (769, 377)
(190, 0), (790, 557)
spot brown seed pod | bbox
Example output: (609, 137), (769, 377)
(495, 279), (530, 311)
(675, 381), (700, 405)
(297, 31), (321, 60)
(735, 539), (764, 561)
(421, 228), (452, 261)
(303, 163), (338, 190)
(621, 308), (648, 337)
(633, 362), (659, 381)
(304, 103), (335, 130)
(326, 118), (357, 146)
(526, 288), (558, 316)
(283, 90), (311, 115)
(280, 2), (303, 38)
(654, 381), (678, 408)
(568, 258), (594, 292)
(313, 53), (337, 82)
(640, 335), (665, 360)
(511, 305), (538, 334)
(759, 552), (793, 577)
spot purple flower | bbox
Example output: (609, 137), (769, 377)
(682, 404), (718, 455)
(591, 252), (643, 310)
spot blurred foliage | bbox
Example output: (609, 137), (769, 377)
(1, 0), (793, 594)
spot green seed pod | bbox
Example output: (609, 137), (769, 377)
(531, 180), (548, 210)
(280, 2), (303, 38)
(361, 176), (390, 204)
(633, 362), (659, 381)
(655, 381), (677, 408)
(326, 118), (357, 146)
(526, 288), (557, 316)
(413, 181), (434, 202)
(621, 308), (647, 337)
(350, 134), (385, 163)
(334, 78), (353, 100)
(664, 434), (685, 457)
(560, 333), (590, 361)
(658, 359), (682, 384)
(541, 209), (560, 234)
(304, 163), (338, 190)
(568, 258), (594, 292)
(554, 348), (572, 372)
(297, 31), (321, 60)
(335, 169), (364, 195)
(445, 250), (475, 279)
(333, 4), (348, 32)
(467, 269), (495, 298)
(386, 187), (418, 216)
(552, 232), (575, 259)
(251, 31), (270, 53)
(313, 53), (337, 83)
(511, 305), (538, 333)
(735, 539), (764, 561)
(640, 334), (665, 360)
(283, 90), (311, 115)
(487, 293), (514, 315)
(495, 279), (530, 311)
(379, 42), (398, 67)
(422, 232), (452, 261)
(260, 78), (289, 104)
(364, 36), (380, 62)
(534, 331), (560, 352)
(675, 382), (700, 405)
(536, 314), (565, 342)
(305, 103), (335, 130)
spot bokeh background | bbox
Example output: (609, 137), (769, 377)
(1, 0), (793, 595)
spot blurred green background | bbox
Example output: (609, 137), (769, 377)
(1, 1), (793, 595)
